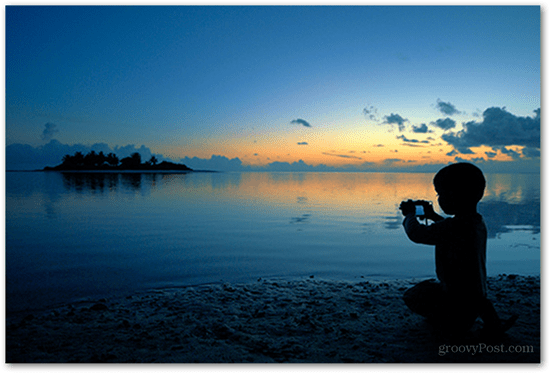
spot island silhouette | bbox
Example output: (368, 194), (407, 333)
(44, 151), (192, 172)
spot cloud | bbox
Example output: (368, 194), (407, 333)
(180, 155), (244, 171)
(446, 147), (474, 155)
(41, 122), (59, 141)
(297, 142), (308, 145)
(267, 160), (316, 171)
(113, 144), (158, 160)
(431, 117), (456, 131)
(522, 147), (540, 158)
(290, 119), (311, 127)
(396, 135), (430, 144)
(383, 158), (404, 166)
(383, 113), (408, 132)
(6, 140), (171, 170)
(496, 146), (522, 160)
(412, 123), (430, 133)
(6, 139), (540, 174)
(441, 107), (540, 153)
(436, 99), (461, 116)
(363, 105), (380, 122)
(322, 152), (363, 160)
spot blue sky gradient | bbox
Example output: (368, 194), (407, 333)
(5, 6), (540, 171)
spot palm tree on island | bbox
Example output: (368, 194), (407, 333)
(45, 151), (192, 171)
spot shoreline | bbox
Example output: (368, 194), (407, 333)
(6, 274), (540, 363)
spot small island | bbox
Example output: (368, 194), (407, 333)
(44, 151), (192, 172)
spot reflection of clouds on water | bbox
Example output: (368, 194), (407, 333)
(361, 223), (375, 235)
(297, 196), (308, 204)
(290, 214), (311, 224)
(290, 213), (311, 232)
(384, 215), (402, 230)
(478, 199), (540, 238)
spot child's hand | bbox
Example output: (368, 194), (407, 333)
(399, 199), (416, 216)
(420, 201), (436, 219)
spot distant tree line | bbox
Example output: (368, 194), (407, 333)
(45, 151), (192, 171)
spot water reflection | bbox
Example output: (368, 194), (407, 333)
(60, 172), (183, 196)
(384, 215), (402, 230)
(6, 171), (540, 314)
(62, 172), (121, 193)
(9, 171), (540, 239)
(290, 214), (311, 224)
(478, 199), (540, 237)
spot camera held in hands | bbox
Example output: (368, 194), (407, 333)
(413, 200), (432, 218)
(399, 199), (432, 219)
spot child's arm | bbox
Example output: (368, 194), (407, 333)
(402, 213), (441, 245)
(400, 201), (449, 245)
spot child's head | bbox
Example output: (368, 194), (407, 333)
(433, 162), (485, 214)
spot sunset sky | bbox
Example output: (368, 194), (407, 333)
(5, 5), (541, 171)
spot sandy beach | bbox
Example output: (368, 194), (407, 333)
(6, 274), (540, 364)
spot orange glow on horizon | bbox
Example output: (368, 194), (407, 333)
(162, 122), (533, 168)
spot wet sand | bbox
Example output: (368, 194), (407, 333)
(6, 274), (540, 363)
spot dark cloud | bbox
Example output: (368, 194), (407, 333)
(113, 144), (157, 160)
(432, 118), (456, 131)
(290, 119), (311, 127)
(436, 99), (461, 116)
(412, 123), (430, 133)
(446, 147), (475, 155)
(363, 105), (380, 122)
(267, 160), (315, 171)
(181, 155), (243, 171)
(383, 113), (408, 132)
(396, 135), (430, 144)
(383, 158), (404, 166)
(497, 146), (521, 160)
(297, 142), (308, 145)
(485, 151), (497, 158)
(41, 122), (59, 141)
(441, 107), (540, 153)
(522, 147), (540, 158)
(322, 152), (362, 160)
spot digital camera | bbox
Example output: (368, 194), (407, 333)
(413, 200), (432, 217)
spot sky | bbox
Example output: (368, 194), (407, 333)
(5, 5), (541, 171)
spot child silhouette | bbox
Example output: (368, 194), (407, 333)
(400, 162), (517, 335)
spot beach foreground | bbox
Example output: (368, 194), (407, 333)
(6, 274), (539, 363)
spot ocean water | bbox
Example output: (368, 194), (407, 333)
(6, 171), (540, 314)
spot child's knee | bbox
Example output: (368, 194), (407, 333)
(402, 279), (444, 316)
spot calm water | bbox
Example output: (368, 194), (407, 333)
(6, 171), (540, 314)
